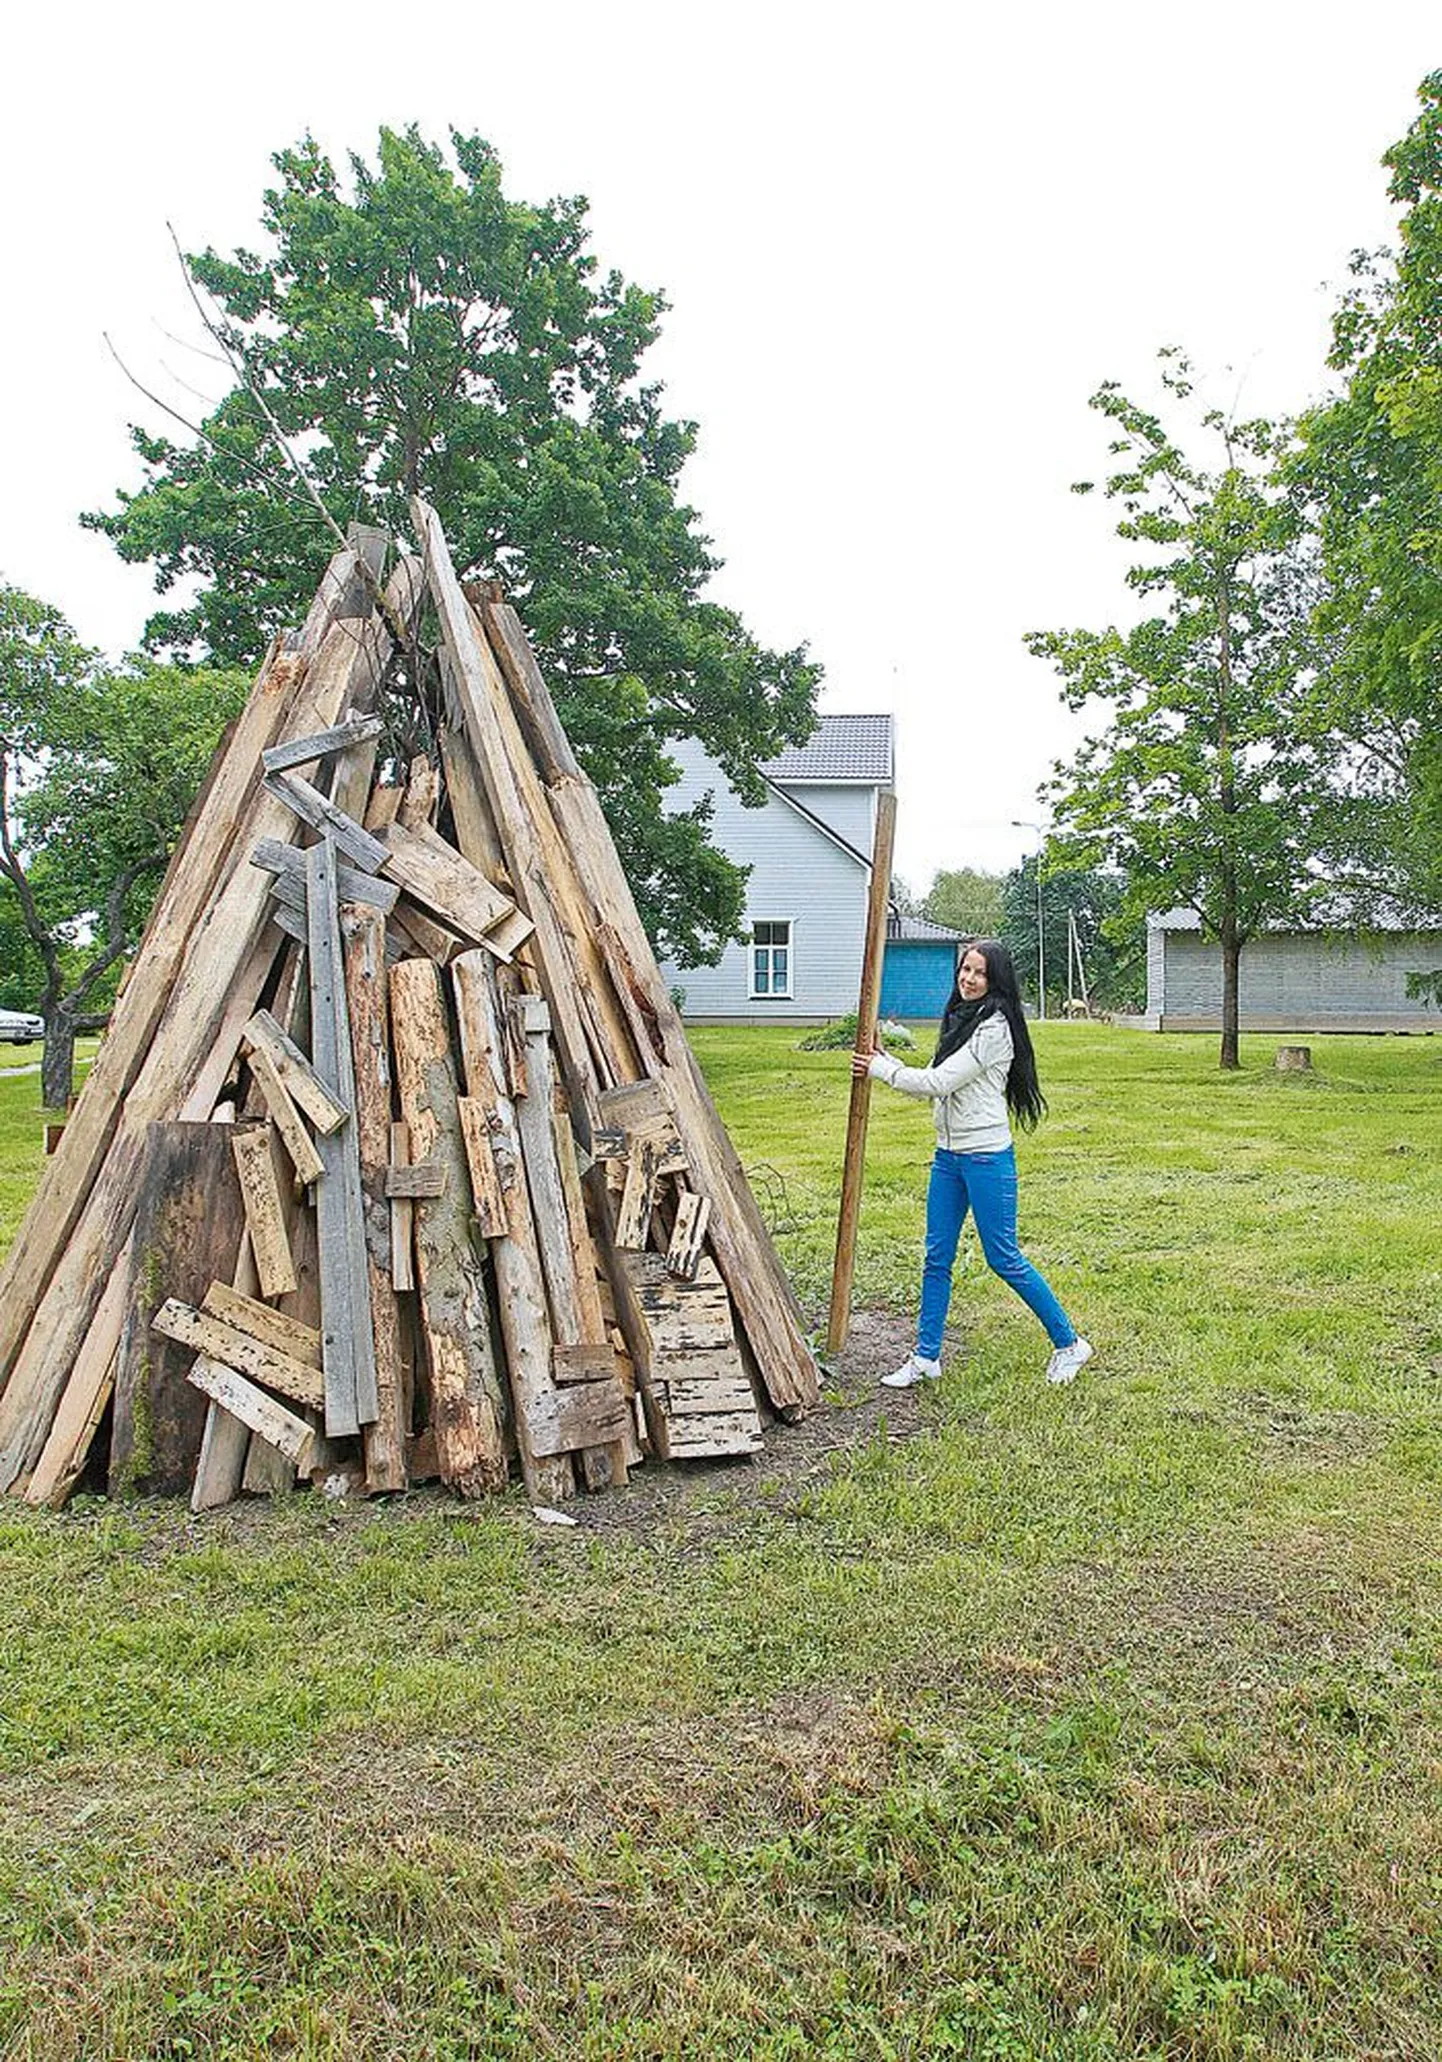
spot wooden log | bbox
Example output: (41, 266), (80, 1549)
(455, 1098), (510, 1237)
(456, 534), (816, 1415)
(340, 902), (409, 1494)
(263, 768), (390, 872)
(242, 1009), (351, 1136)
(448, 950), (573, 1504)
(389, 956), (508, 1496)
(379, 819), (526, 952)
(0, 591), (394, 1491)
(399, 752), (441, 828)
(413, 498), (605, 1124)
(828, 788), (896, 1355)
(306, 839), (377, 1436)
(244, 1043), (325, 1189)
(230, 1127), (298, 1299)
(109, 1122), (248, 1496)
(151, 1299), (325, 1414)
(185, 1358), (316, 1472)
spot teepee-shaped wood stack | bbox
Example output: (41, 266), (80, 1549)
(0, 505), (817, 1510)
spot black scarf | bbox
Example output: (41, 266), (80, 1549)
(933, 990), (997, 1066)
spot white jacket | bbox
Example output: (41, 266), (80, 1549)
(868, 1013), (1013, 1153)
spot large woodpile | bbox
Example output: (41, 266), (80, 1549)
(0, 504), (818, 1511)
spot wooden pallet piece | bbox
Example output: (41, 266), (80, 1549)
(185, 1358), (316, 1473)
(151, 1299), (325, 1414)
(108, 1122), (249, 1496)
(200, 1283), (323, 1369)
(230, 1127), (298, 1299)
(615, 1251), (763, 1460)
(389, 955), (508, 1497)
(340, 902), (409, 1495)
(242, 1008), (355, 1137)
(667, 1191), (712, 1281)
(244, 1042), (325, 1189)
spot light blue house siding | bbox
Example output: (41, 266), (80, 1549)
(1146, 912), (1442, 1031)
(659, 737), (877, 1020)
(880, 939), (958, 1019)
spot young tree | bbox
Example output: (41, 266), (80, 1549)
(0, 584), (245, 1105)
(85, 126), (820, 967)
(1026, 354), (1347, 1068)
(923, 865), (1005, 938)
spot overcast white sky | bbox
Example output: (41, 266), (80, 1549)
(3, 2), (1438, 890)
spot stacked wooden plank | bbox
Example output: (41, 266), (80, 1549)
(0, 511), (818, 1511)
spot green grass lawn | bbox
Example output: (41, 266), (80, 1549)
(1, 1024), (1440, 2060)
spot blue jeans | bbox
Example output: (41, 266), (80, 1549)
(917, 1146), (1076, 1359)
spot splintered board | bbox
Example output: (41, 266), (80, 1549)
(618, 1251), (762, 1459)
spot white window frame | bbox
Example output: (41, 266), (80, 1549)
(749, 919), (794, 1001)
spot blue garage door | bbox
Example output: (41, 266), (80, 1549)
(880, 942), (957, 1019)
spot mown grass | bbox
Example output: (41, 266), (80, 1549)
(1, 1025), (1440, 2059)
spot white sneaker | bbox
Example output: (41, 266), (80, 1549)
(880, 1353), (941, 1389)
(1045, 1338), (1093, 1385)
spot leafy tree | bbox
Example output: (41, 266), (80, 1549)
(86, 126), (820, 967)
(923, 865), (1005, 939)
(1000, 857), (1145, 1013)
(0, 584), (245, 1105)
(1294, 71), (1442, 905)
(1026, 353), (1352, 1068)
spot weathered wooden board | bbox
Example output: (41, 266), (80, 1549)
(389, 956), (507, 1497)
(231, 1127), (297, 1298)
(245, 1042), (325, 1188)
(307, 838), (378, 1435)
(251, 838), (399, 913)
(242, 1010), (349, 1135)
(109, 1122), (248, 1496)
(200, 1283), (323, 1369)
(151, 1298), (325, 1413)
(264, 769), (390, 872)
(383, 1161), (447, 1198)
(389, 1121), (416, 1291)
(340, 901), (409, 1494)
(667, 1190), (711, 1282)
(524, 1377), (632, 1459)
(185, 1358), (316, 1471)
(379, 819), (522, 949)
(261, 712), (384, 775)
(25, 1258), (131, 1508)
(455, 1097), (510, 1237)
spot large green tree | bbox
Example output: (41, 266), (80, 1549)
(1026, 355), (1353, 1068)
(0, 584), (245, 1105)
(1295, 70), (1442, 914)
(923, 865), (1006, 939)
(86, 126), (820, 966)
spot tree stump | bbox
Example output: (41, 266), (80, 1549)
(1275, 1045), (1312, 1072)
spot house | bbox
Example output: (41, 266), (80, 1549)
(1145, 908), (1442, 1032)
(659, 715), (961, 1021)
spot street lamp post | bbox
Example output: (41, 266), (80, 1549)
(1011, 819), (1046, 1020)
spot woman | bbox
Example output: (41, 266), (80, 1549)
(852, 938), (1091, 1387)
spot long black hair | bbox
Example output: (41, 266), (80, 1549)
(933, 937), (1046, 1130)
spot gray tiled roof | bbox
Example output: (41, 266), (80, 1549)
(887, 912), (965, 941)
(761, 713), (893, 784)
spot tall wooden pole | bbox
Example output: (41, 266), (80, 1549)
(827, 790), (897, 1354)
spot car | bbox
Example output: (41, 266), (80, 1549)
(0, 1009), (45, 1045)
